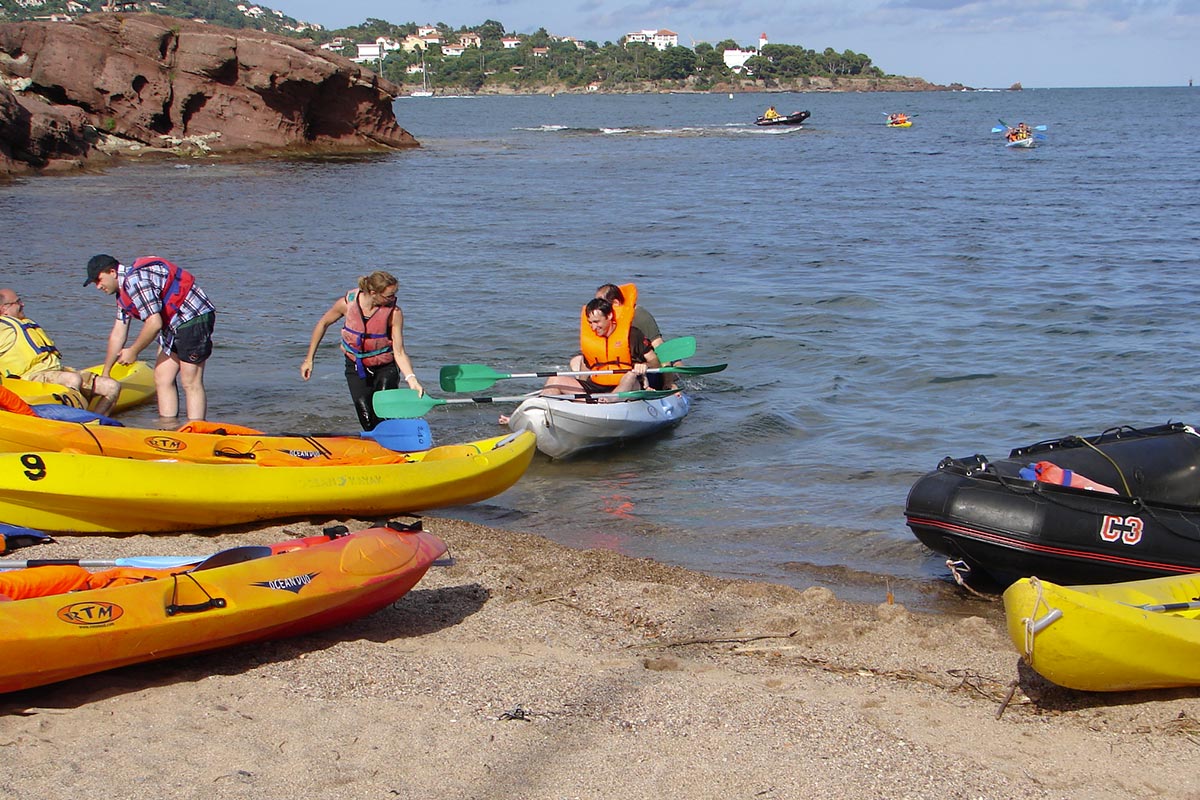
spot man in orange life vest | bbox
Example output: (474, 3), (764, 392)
(543, 297), (661, 397)
(84, 254), (216, 422)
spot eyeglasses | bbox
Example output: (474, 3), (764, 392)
(0, 298), (20, 308)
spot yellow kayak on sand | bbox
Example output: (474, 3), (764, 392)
(0, 430), (535, 533)
(1004, 573), (1200, 691)
(4, 361), (155, 413)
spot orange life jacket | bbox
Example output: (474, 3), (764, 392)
(0, 384), (36, 416)
(579, 283), (638, 387)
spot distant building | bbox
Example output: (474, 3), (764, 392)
(624, 29), (678, 50)
(353, 37), (402, 64)
(723, 49), (755, 73)
(501, 37), (523, 49)
(724, 32), (768, 74)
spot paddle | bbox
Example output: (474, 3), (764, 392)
(0, 554), (204, 571)
(1130, 600), (1200, 613)
(279, 419), (434, 452)
(996, 119), (1048, 132)
(440, 362), (725, 394)
(439, 336), (698, 393)
(374, 388), (679, 419)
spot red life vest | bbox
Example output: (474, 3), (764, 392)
(341, 290), (395, 378)
(579, 284), (638, 388)
(116, 257), (195, 323)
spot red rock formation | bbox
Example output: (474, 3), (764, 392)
(0, 13), (417, 175)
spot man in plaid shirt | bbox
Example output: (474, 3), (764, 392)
(84, 254), (217, 421)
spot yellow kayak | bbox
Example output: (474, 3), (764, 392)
(0, 412), (432, 464)
(0, 430), (535, 533)
(5, 361), (155, 413)
(886, 120), (913, 128)
(0, 523), (447, 692)
(1004, 574), (1200, 691)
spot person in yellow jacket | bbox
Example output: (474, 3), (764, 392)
(0, 288), (121, 415)
(763, 105), (780, 120)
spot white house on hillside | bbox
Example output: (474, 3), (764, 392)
(724, 32), (769, 74)
(623, 29), (678, 50)
(353, 37), (402, 64)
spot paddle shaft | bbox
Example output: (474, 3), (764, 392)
(374, 388), (679, 418)
(0, 555), (202, 571)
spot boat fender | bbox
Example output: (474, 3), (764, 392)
(1019, 461), (1118, 494)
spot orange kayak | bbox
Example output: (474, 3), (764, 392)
(0, 522), (446, 693)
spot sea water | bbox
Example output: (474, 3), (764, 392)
(3, 87), (1198, 612)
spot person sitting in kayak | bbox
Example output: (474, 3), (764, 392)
(763, 106), (780, 120)
(889, 113), (908, 125)
(545, 297), (661, 397)
(1007, 122), (1031, 142)
(0, 288), (121, 415)
(594, 282), (675, 390)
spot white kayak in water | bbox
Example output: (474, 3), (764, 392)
(505, 391), (691, 459)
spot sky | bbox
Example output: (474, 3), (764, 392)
(270, 0), (1198, 89)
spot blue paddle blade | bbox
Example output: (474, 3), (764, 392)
(361, 418), (433, 451)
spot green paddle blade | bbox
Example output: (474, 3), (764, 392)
(652, 336), (696, 362)
(662, 363), (727, 376)
(440, 364), (506, 393)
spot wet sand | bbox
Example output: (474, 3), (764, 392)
(4, 516), (1200, 799)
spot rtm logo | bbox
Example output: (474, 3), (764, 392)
(1099, 515), (1144, 545)
(57, 602), (124, 626)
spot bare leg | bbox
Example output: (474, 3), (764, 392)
(88, 375), (121, 416)
(178, 359), (207, 421)
(154, 350), (181, 418)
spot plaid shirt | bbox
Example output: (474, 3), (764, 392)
(117, 260), (215, 351)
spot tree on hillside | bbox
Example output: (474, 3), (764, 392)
(655, 46), (697, 80)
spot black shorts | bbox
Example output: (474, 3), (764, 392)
(171, 312), (215, 364)
(577, 378), (614, 394)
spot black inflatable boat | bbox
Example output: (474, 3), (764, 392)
(905, 422), (1200, 588)
(754, 110), (810, 127)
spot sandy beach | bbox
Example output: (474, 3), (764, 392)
(3, 516), (1200, 800)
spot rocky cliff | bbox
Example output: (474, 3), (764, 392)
(0, 13), (417, 176)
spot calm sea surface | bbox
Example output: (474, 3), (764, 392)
(3, 87), (1198, 612)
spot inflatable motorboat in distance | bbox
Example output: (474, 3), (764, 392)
(754, 110), (810, 127)
(905, 422), (1200, 589)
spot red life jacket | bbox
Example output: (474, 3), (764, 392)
(116, 257), (195, 323)
(340, 290), (395, 378)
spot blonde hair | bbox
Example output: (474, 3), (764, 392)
(358, 271), (398, 295)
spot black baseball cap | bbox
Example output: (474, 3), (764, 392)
(84, 254), (119, 286)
